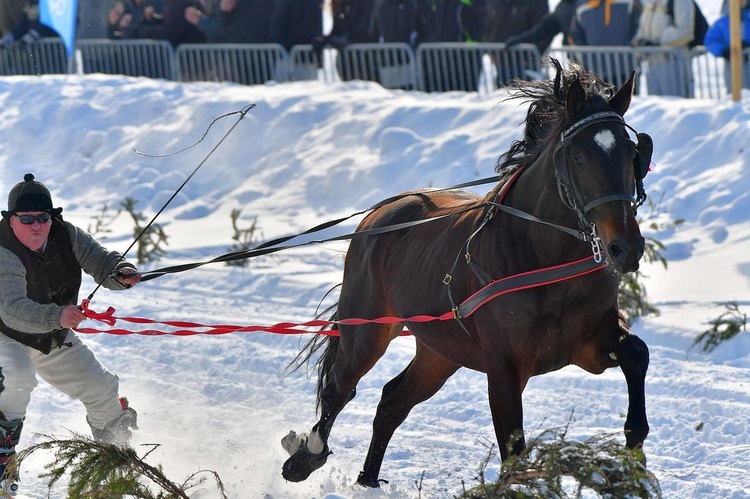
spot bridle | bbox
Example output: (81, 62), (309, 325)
(551, 110), (653, 260)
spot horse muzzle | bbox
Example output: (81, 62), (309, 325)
(606, 235), (645, 274)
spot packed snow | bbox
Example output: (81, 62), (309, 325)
(1, 21), (749, 499)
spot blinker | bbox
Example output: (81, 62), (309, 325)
(634, 132), (653, 180)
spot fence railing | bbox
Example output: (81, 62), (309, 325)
(1, 37), (746, 100)
(77, 39), (176, 80)
(548, 46), (693, 97)
(0, 38), (68, 75)
(417, 42), (543, 93)
(176, 43), (288, 85)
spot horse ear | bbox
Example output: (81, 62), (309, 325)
(565, 79), (586, 119)
(609, 71), (636, 116)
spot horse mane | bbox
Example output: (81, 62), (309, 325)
(495, 58), (616, 173)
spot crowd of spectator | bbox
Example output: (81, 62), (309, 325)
(0, 0), (747, 94)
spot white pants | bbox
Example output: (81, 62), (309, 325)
(0, 330), (123, 431)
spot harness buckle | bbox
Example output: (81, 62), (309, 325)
(443, 274), (452, 285)
(464, 253), (471, 264)
(452, 306), (461, 319)
(591, 234), (605, 263)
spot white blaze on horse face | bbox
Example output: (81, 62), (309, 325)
(594, 129), (616, 154)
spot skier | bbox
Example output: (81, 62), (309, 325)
(0, 174), (141, 494)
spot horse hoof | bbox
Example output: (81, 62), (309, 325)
(357, 471), (389, 488)
(281, 441), (332, 482)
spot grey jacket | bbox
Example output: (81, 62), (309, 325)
(0, 220), (134, 336)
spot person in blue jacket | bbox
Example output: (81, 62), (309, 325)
(704, 0), (750, 91)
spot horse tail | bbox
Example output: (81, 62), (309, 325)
(314, 320), (339, 413)
(284, 302), (340, 413)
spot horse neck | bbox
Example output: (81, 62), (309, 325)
(493, 144), (591, 266)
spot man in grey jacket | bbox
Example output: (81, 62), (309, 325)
(0, 174), (141, 494)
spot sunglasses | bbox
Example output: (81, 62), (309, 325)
(16, 213), (52, 225)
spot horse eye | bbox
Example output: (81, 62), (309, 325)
(573, 154), (585, 167)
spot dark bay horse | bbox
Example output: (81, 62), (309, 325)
(282, 60), (652, 487)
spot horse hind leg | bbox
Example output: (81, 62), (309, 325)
(282, 323), (397, 482)
(357, 342), (460, 488)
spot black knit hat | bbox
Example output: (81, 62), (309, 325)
(1, 173), (62, 218)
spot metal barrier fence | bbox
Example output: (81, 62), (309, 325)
(417, 42), (542, 93)
(77, 39), (176, 80)
(690, 47), (750, 100)
(0, 38), (68, 75)
(338, 42), (417, 90)
(0, 38), (745, 100)
(175, 43), (288, 85)
(548, 45), (692, 97)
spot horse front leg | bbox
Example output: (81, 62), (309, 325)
(486, 360), (526, 461)
(615, 332), (650, 450)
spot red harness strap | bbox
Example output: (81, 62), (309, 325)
(78, 254), (607, 337)
(456, 255), (607, 319)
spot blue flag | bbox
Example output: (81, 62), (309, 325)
(39, 0), (79, 57)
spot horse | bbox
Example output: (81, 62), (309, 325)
(281, 59), (652, 487)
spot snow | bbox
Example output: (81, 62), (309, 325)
(1, 48), (750, 499)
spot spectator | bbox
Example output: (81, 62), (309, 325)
(184, 0), (236, 43)
(704, 0), (750, 91)
(268, 0), (324, 51)
(186, 0), (274, 44)
(632, 0), (695, 96)
(108, 0), (164, 40)
(323, 0), (378, 50)
(0, 0), (29, 38)
(569, 0), (642, 46)
(0, 0), (57, 48)
(138, 0), (206, 47)
(370, 0), (428, 47)
(485, 0), (550, 51)
(568, 0), (643, 85)
(416, 0), (486, 91)
(0, 174), (141, 495)
(421, 0), (486, 43)
(78, 0), (114, 39)
(311, 0), (377, 77)
(504, 0), (576, 51)
(484, 0), (549, 85)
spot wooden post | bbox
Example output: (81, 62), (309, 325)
(729, 0), (743, 101)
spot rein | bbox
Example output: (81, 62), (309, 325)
(79, 256), (606, 337)
(136, 175), (501, 281)
(83, 110), (652, 339)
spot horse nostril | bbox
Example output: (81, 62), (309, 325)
(608, 242), (626, 264)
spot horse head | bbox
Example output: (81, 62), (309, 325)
(553, 68), (649, 274)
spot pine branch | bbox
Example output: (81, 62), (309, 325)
(15, 434), (227, 499)
(693, 302), (747, 352)
(457, 425), (661, 498)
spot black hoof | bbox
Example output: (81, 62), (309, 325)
(281, 442), (332, 482)
(356, 471), (389, 488)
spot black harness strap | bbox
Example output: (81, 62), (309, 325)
(139, 199), (492, 281)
